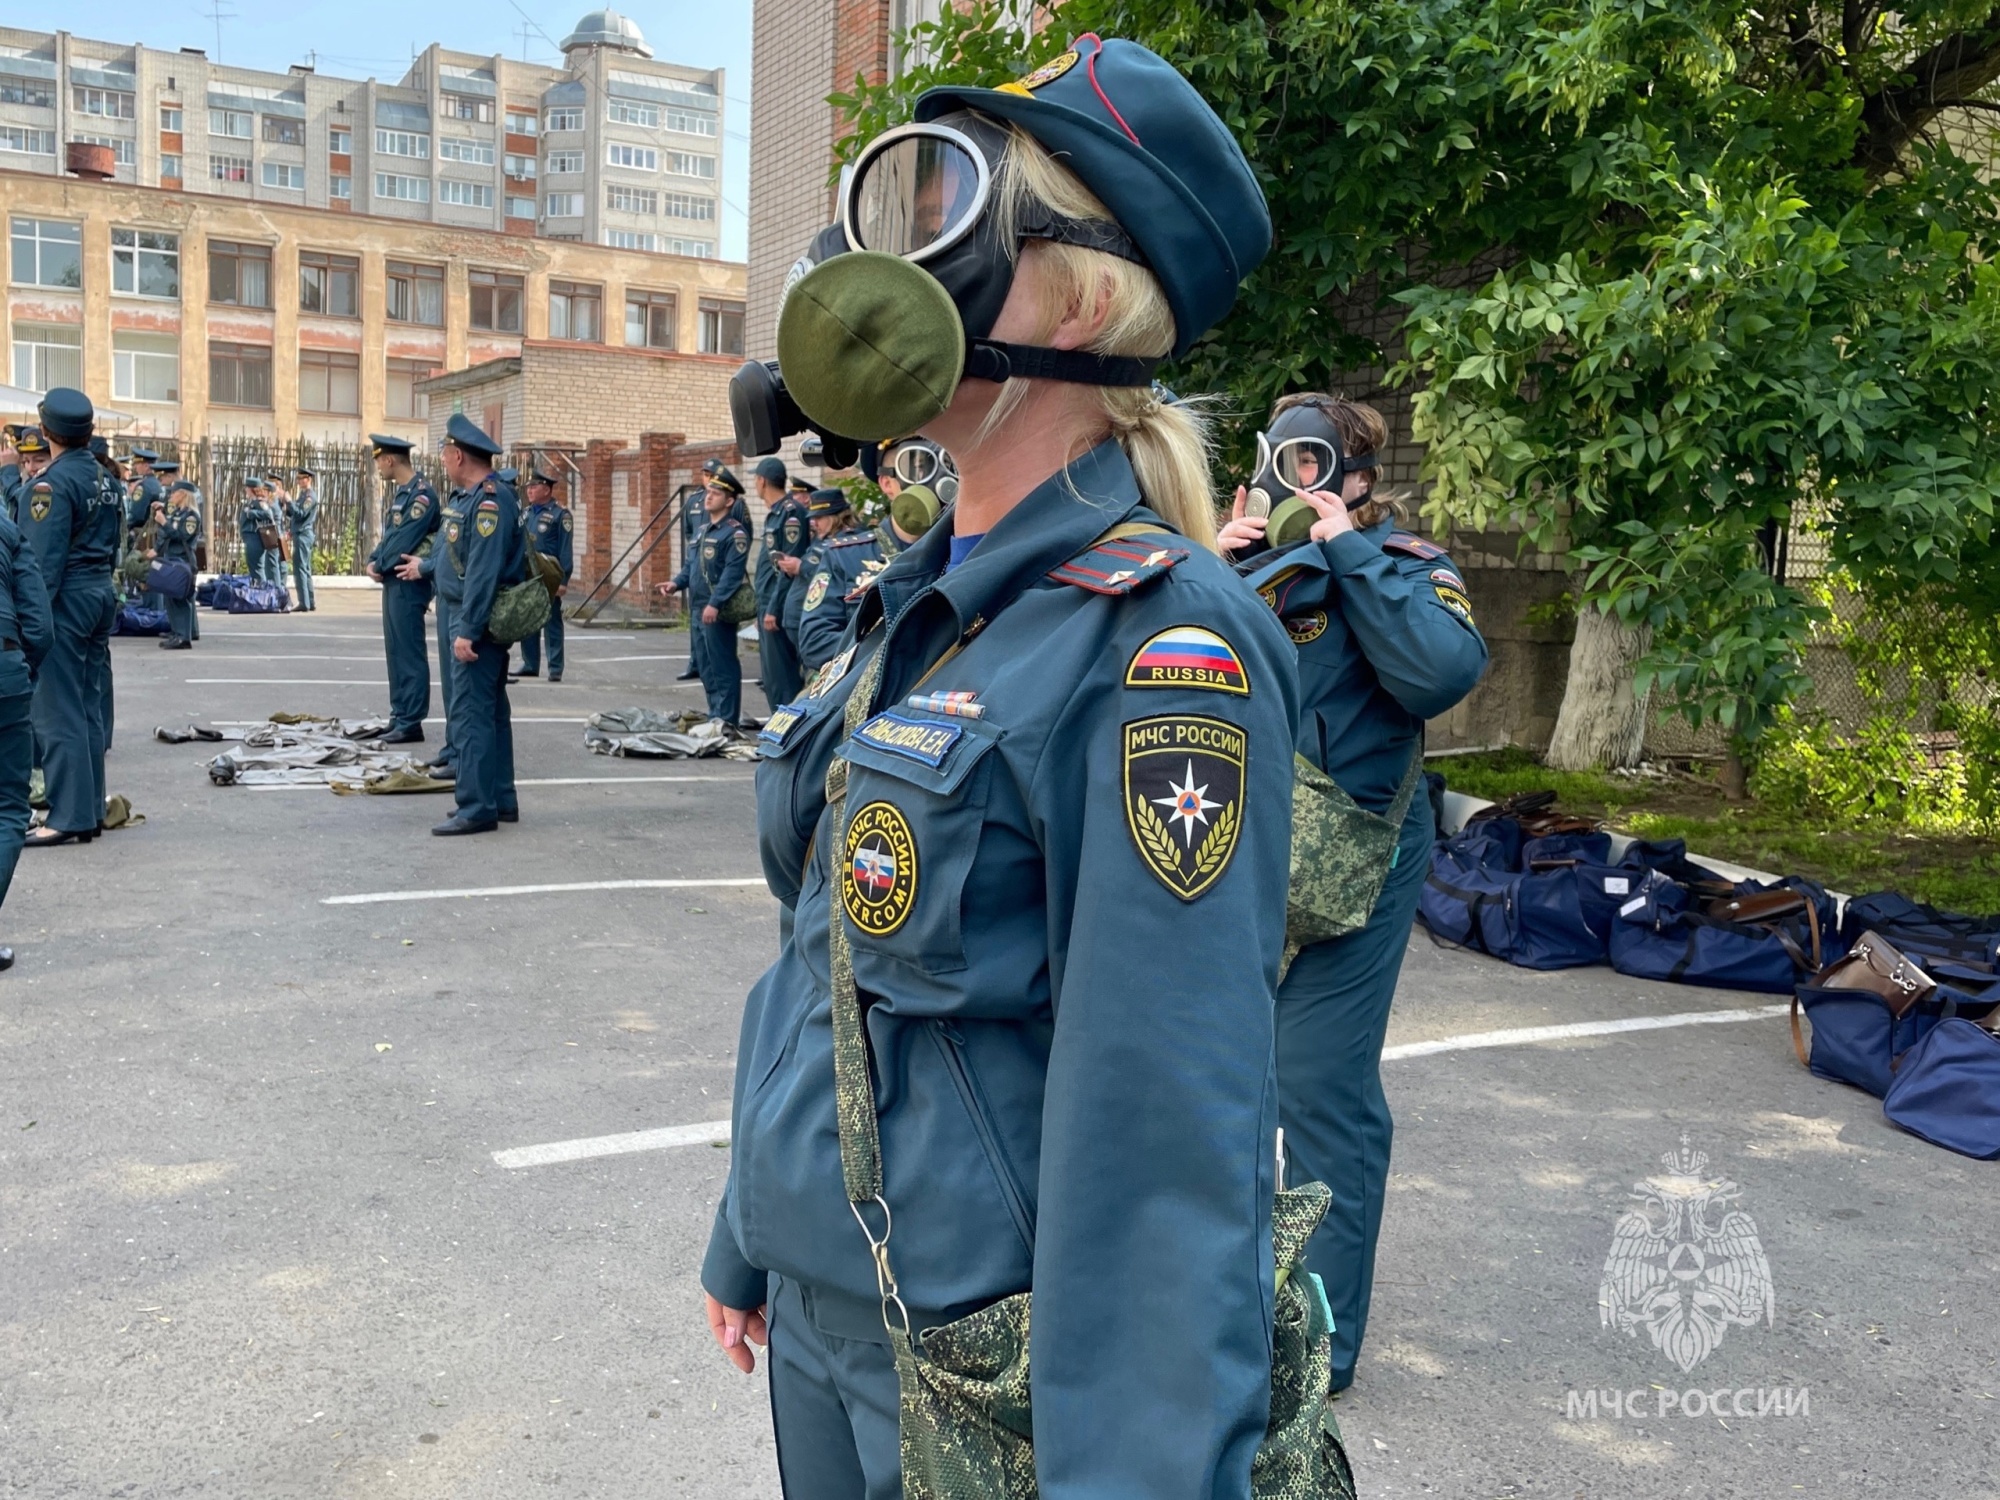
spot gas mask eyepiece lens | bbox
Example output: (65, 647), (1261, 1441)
(1272, 437), (1338, 495)
(843, 123), (992, 263)
(890, 443), (941, 486)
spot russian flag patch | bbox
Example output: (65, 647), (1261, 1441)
(1125, 626), (1250, 696)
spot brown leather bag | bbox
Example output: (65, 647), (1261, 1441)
(1468, 790), (1601, 839)
(1789, 930), (1936, 1067)
(1706, 889), (1808, 924)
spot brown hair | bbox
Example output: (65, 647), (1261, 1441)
(1271, 392), (1403, 530)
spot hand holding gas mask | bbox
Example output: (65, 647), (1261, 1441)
(1221, 399), (1383, 557)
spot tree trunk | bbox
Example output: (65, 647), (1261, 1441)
(1546, 603), (1651, 771)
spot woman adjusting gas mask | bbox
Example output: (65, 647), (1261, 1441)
(1240, 398), (1384, 551)
(730, 110), (1185, 459)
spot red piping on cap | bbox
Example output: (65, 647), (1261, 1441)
(1077, 34), (1141, 146)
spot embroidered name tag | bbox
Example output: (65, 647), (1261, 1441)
(854, 711), (963, 769)
(759, 704), (805, 749)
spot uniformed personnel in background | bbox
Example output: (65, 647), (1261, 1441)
(151, 480), (203, 651)
(261, 473), (293, 606)
(366, 435), (440, 746)
(125, 447), (167, 613)
(1, 427), (51, 522)
(751, 457), (810, 712)
(0, 486), (52, 964)
(20, 389), (117, 848)
(791, 487), (884, 672)
(660, 466), (750, 727)
(86, 438), (123, 755)
(239, 477), (271, 587)
(516, 469), (573, 682)
(427, 415), (523, 835)
(287, 467), (319, 612)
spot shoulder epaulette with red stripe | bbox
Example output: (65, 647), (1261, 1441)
(1047, 534), (1188, 595)
(1383, 531), (1445, 561)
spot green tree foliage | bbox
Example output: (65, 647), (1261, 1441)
(836, 0), (2000, 747)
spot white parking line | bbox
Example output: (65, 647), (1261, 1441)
(188, 678), (391, 685)
(193, 655), (383, 661)
(323, 876), (768, 906)
(251, 774), (744, 793)
(494, 1004), (1793, 1168)
(210, 717), (591, 725)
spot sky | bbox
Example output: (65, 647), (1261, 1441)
(55, 1), (755, 260)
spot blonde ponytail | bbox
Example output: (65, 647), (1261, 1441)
(979, 119), (1221, 550)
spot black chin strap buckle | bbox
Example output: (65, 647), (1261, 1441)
(965, 341), (1161, 389)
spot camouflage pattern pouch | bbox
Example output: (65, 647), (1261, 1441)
(1285, 749), (1423, 969)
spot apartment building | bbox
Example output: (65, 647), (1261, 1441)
(2, 166), (746, 442)
(0, 9), (724, 256)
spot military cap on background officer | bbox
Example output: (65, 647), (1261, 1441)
(700, 35), (1342, 1498)
(750, 455), (810, 711)
(21, 389), (118, 847)
(515, 466), (573, 682)
(1, 426), (50, 523)
(151, 461), (203, 650)
(367, 432), (441, 747)
(430, 413), (524, 834)
(661, 461), (751, 726)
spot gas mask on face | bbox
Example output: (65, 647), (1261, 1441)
(728, 112), (1164, 456)
(889, 483), (943, 538)
(1243, 400), (1382, 547)
(865, 435), (960, 509)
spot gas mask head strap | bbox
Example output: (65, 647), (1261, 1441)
(964, 212), (1159, 388)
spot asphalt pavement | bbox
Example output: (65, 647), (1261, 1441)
(1, 587), (1993, 1498)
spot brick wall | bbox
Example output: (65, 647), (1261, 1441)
(748, 0), (841, 360)
(567, 432), (742, 619)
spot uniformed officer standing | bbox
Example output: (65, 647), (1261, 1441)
(702, 39), (1310, 1497)
(239, 478), (271, 587)
(661, 469), (750, 727)
(20, 389), (117, 847)
(751, 457), (810, 711)
(0, 494), (52, 963)
(515, 470), (573, 682)
(125, 447), (167, 613)
(791, 488), (884, 672)
(429, 415), (523, 834)
(151, 481), (202, 650)
(1222, 393), (1488, 1393)
(261, 473), (293, 606)
(1, 427), (51, 522)
(365, 435), (440, 746)
(86, 437), (123, 758)
(286, 468), (319, 611)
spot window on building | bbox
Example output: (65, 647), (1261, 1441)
(73, 85), (136, 118)
(159, 105), (183, 132)
(666, 151), (716, 179)
(385, 358), (434, 420)
(504, 195), (536, 219)
(76, 134), (138, 166)
(665, 109), (717, 137)
(698, 296), (744, 357)
(0, 128), (57, 156)
(262, 115), (304, 145)
(545, 107), (583, 132)
(9, 322), (82, 392)
(546, 149), (583, 174)
(665, 238), (714, 259)
(386, 260), (444, 325)
(209, 108), (252, 138)
(438, 180), (494, 209)
(113, 331), (179, 404)
(442, 95), (494, 123)
(607, 143), (658, 171)
(469, 270), (523, 332)
(665, 193), (716, 222)
(208, 240), (271, 308)
(375, 129), (429, 158)
(375, 173), (430, 203)
(112, 228), (180, 299)
(1, 80), (55, 108)
(329, 126), (351, 154)
(504, 109), (538, 136)
(503, 153), (536, 178)
(544, 192), (583, 218)
(606, 184), (657, 214)
(548, 280), (601, 342)
(210, 341), (273, 408)
(606, 229), (657, 252)
(299, 348), (361, 414)
(606, 99), (659, 128)
(299, 250), (359, 317)
(625, 290), (676, 349)
(10, 218), (83, 289)
(439, 137), (495, 165)
(330, 175), (352, 199)
(209, 154), (251, 183)
(160, 154), (183, 180)
(261, 162), (306, 190)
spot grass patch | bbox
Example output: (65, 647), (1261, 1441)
(1433, 748), (2000, 913)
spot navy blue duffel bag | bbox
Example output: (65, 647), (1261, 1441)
(1611, 873), (1838, 993)
(1794, 929), (2000, 1096)
(147, 558), (196, 602)
(1883, 1012), (2000, 1159)
(1420, 824), (1522, 958)
(1840, 891), (2000, 971)
(226, 582), (287, 614)
(112, 604), (170, 636)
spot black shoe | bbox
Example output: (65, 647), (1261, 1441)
(498, 808), (519, 823)
(428, 765), (457, 782)
(0, 946), (12, 970)
(161, 637), (192, 650)
(505, 675), (522, 685)
(675, 668), (700, 681)
(547, 673), (562, 683)
(516, 668), (539, 677)
(25, 828), (94, 848)
(380, 726), (425, 744)
(432, 814), (498, 836)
